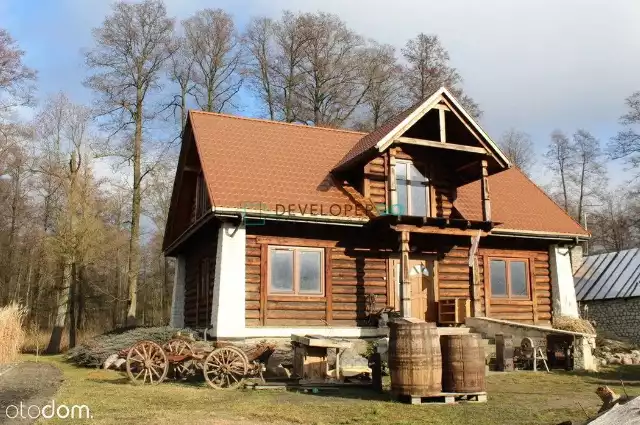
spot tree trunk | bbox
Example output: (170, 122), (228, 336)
(68, 262), (77, 349)
(78, 266), (85, 331)
(46, 260), (71, 354)
(112, 247), (121, 329)
(560, 164), (569, 212)
(6, 170), (20, 302)
(126, 98), (143, 327)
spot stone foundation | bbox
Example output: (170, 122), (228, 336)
(466, 316), (597, 371)
(583, 298), (640, 343)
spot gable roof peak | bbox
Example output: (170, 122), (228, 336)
(333, 86), (511, 171)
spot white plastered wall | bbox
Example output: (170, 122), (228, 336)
(210, 222), (247, 338)
(549, 245), (579, 318)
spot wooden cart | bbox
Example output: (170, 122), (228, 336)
(124, 339), (274, 388)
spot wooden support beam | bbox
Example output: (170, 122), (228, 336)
(455, 161), (480, 175)
(529, 255), (538, 324)
(439, 97), (490, 151)
(481, 160), (491, 222)
(325, 247), (333, 324)
(483, 254), (490, 317)
(183, 165), (201, 173)
(432, 103), (450, 111)
(396, 137), (487, 154)
(388, 148), (398, 211)
(260, 244), (268, 325)
(400, 231), (411, 318)
(471, 257), (484, 317)
(255, 236), (338, 247)
(439, 109), (446, 143)
(394, 224), (489, 237)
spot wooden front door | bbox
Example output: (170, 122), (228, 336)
(408, 258), (438, 322)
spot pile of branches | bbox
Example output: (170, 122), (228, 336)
(553, 316), (596, 334)
(65, 326), (197, 368)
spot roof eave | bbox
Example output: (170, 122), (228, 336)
(490, 227), (590, 241)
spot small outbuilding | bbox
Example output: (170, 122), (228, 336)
(574, 248), (640, 343)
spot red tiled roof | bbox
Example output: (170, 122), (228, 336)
(333, 103), (422, 170)
(189, 110), (588, 236)
(189, 111), (368, 218)
(455, 167), (588, 236)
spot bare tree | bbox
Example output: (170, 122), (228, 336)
(243, 17), (276, 120)
(183, 8), (243, 113)
(571, 129), (607, 221)
(610, 91), (640, 177)
(0, 131), (33, 305)
(589, 189), (638, 253)
(85, 0), (175, 326)
(357, 43), (403, 131)
(401, 33), (480, 117)
(0, 28), (36, 117)
(295, 12), (373, 126)
(272, 12), (311, 122)
(168, 36), (196, 131)
(243, 11), (310, 122)
(545, 130), (573, 213)
(498, 128), (536, 175)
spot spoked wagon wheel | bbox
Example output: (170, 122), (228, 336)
(126, 340), (168, 385)
(163, 339), (193, 378)
(203, 346), (249, 389)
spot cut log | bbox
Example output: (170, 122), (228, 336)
(103, 353), (119, 370)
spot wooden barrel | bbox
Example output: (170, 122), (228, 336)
(440, 334), (486, 393)
(389, 320), (442, 396)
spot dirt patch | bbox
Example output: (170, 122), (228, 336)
(0, 362), (63, 424)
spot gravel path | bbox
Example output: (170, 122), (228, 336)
(0, 362), (63, 424)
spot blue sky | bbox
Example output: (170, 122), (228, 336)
(1, 0), (639, 184)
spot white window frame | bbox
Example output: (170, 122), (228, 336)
(267, 246), (325, 296)
(395, 160), (430, 217)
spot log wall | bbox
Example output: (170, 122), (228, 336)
(364, 155), (387, 213)
(408, 235), (551, 325)
(477, 248), (551, 325)
(241, 225), (553, 327)
(245, 222), (395, 328)
(183, 223), (218, 328)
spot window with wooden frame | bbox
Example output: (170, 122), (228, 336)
(268, 246), (324, 296)
(395, 160), (430, 216)
(488, 258), (529, 298)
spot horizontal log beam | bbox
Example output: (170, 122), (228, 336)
(255, 236), (337, 247)
(393, 224), (489, 237)
(395, 137), (488, 154)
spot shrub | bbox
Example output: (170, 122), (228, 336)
(0, 303), (27, 364)
(65, 326), (197, 367)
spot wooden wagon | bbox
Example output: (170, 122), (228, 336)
(124, 339), (274, 388)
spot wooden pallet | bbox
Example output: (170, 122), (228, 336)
(394, 391), (487, 405)
(245, 381), (371, 391)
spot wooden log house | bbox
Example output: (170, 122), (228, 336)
(163, 87), (588, 339)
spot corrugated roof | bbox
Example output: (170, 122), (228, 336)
(575, 248), (640, 300)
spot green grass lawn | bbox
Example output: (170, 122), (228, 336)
(28, 355), (640, 425)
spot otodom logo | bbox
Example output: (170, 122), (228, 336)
(4, 401), (92, 420)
